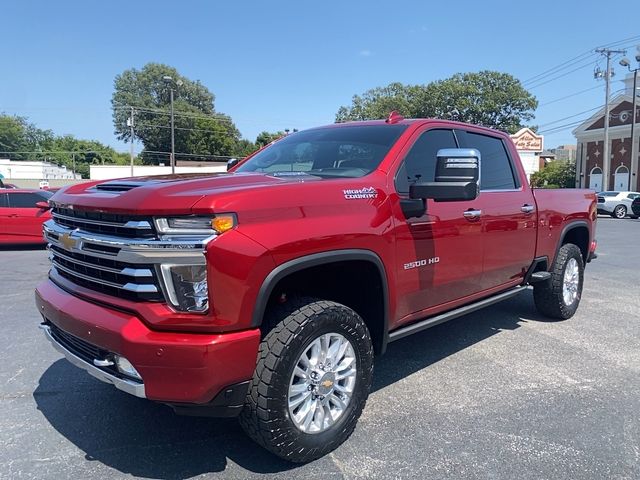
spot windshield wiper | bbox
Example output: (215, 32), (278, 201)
(269, 171), (321, 178)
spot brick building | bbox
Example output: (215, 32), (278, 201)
(574, 74), (639, 191)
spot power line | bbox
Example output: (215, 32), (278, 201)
(522, 34), (640, 88)
(537, 105), (604, 129)
(134, 121), (238, 135)
(538, 119), (589, 135)
(538, 85), (602, 107)
(523, 53), (596, 86)
(526, 59), (596, 90)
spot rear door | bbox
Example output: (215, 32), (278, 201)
(391, 127), (486, 320)
(5, 191), (51, 241)
(457, 130), (537, 289)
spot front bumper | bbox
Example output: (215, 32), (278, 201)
(35, 279), (261, 404)
(597, 204), (613, 214)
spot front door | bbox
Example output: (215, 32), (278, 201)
(589, 171), (602, 191)
(614, 168), (629, 190)
(391, 127), (485, 321)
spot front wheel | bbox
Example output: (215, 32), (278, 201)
(612, 204), (627, 218)
(239, 298), (374, 463)
(533, 243), (584, 319)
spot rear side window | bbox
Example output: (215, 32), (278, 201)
(395, 129), (458, 194)
(464, 132), (516, 190)
(7, 192), (48, 208)
(0, 194), (7, 207)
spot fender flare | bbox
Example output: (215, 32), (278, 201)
(251, 249), (390, 352)
(553, 220), (590, 265)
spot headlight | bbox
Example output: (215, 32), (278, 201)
(161, 264), (209, 312)
(155, 214), (237, 236)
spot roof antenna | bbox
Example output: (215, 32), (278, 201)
(386, 111), (404, 124)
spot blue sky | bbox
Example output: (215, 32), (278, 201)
(1, 0), (639, 153)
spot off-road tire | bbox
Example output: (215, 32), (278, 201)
(533, 243), (584, 319)
(611, 204), (627, 218)
(239, 297), (374, 463)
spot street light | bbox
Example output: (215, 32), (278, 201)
(620, 47), (640, 190)
(163, 75), (183, 174)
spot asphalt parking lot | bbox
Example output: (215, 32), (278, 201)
(1, 216), (639, 479)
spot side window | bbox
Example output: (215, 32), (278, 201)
(0, 194), (7, 207)
(395, 129), (458, 194)
(7, 193), (41, 208)
(464, 132), (517, 190)
(627, 193), (638, 200)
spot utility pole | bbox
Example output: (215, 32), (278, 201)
(595, 48), (626, 191)
(128, 107), (135, 176)
(169, 88), (175, 174)
(620, 50), (640, 191)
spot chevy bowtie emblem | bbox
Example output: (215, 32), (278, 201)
(321, 379), (333, 388)
(60, 232), (78, 250)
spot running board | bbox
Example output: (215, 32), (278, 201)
(388, 286), (528, 343)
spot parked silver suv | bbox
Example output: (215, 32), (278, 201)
(597, 191), (640, 218)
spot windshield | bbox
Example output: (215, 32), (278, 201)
(598, 191), (619, 197)
(236, 124), (407, 178)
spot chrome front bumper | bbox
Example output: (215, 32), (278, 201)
(39, 324), (146, 398)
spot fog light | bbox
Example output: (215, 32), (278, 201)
(114, 355), (142, 381)
(161, 264), (209, 312)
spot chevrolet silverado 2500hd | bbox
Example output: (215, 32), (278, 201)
(35, 115), (597, 462)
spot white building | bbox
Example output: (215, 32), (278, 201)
(90, 164), (227, 180)
(0, 159), (80, 180)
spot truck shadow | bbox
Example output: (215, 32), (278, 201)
(34, 293), (548, 478)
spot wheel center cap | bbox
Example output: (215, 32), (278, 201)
(316, 372), (336, 395)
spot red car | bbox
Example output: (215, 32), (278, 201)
(0, 189), (53, 244)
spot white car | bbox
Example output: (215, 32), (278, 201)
(597, 191), (640, 218)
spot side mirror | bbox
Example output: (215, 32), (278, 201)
(35, 201), (51, 210)
(410, 148), (480, 202)
(227, 158), (239, 171)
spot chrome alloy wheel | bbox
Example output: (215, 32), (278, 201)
(288, 333), (357, 434)
(562, 257), (580, 306)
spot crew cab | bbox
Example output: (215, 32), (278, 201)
(35, 115), (597, 462)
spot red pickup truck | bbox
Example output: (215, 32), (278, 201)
(35, 115), (597, 462)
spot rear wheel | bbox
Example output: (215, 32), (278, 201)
(533, 243), (584, 319)
(612, 204), (627, 218)
(239, 298), (374, 463)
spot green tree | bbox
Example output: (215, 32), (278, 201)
(335, 71), (537, 134)
(530, 161), (576, 188)
(112, 63), (245, 164)
(234, 139), (257, 157)
(335, 83), (423, 122)
(255, 131), (285, 148)
(0, 114), (54, 159)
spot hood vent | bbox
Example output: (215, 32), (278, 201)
(93, 181), (152, 192)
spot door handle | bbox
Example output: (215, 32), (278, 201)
(8, 213), (19, 217)
(463, 209), (482, 220)
(521, 204), (535, 214)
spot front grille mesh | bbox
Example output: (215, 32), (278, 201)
(49, 245), (163, 302)
(52, 207), (156, 238)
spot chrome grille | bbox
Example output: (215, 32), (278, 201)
(44, 213), (208, 306)
(52, 207), (156, 238)
(49, 245), (163, 301)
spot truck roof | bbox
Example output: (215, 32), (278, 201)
(324, 117), (509, 137)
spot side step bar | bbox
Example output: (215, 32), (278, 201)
(388, 286), (528, 343)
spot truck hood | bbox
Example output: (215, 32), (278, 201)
(51, 172), (319, 215)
